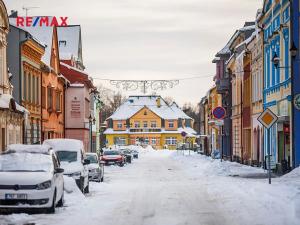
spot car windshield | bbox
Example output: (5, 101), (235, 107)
(0, 152), (53, 172)
(86, 155), (98, 164)
(56, 151), (77, 163)
(104, 151), (120, 155)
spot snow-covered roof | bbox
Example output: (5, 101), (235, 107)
(57, 26), (82, 61)
(0, 94), (28, 114)
(7, 144), (51, 154)
(43, 139), (84, 151)
(108, 96), (191, 120)
(9, 17), (54, 66)
(170, 102), (191, 119)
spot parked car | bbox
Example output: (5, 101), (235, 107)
(132, 150), (139, 159)
(101, 150), (125, 166)
(120, 149), (134, 163)
(86, 153), (104, 182)
(43, 139), (90, 194)
(0, 144), (64, 213)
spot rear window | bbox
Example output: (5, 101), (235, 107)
(103, 151), (119, 155)
(56, 151), (77, 163)
(87, 154), (98, 164)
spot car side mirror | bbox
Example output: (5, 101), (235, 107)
(55, 168), (64, 174)
(83, 159), (90, 165)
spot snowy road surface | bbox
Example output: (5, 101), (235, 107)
(1, 150), (300, 225)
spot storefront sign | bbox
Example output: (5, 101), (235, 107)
(71, 100), (81, 118)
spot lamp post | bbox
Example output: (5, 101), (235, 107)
(88, 114), (96, 152)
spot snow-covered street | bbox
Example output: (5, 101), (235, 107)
(1, 149), (300, 225)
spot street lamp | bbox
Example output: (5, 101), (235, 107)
(272, 52), (281, 69)
(290, 42), (298, 58)
(88, 114), (96, 152)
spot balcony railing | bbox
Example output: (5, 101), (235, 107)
(216, 78), (230, 94)
(129, 128), (162, 133)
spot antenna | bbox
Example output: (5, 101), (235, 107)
(22, 6), (40, 16)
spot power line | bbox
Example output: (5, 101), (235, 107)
(92, 74), (214, 81)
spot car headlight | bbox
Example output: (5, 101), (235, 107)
(36, 180), (52, 190)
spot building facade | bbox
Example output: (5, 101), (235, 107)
(0, 1), (26, 151)
(104, 96), (197, 150)
(213, 40), (232, 160)
(58, 25), (96, 153)
(248, 12), (264, 166)
(260, 0), (292, 172)
(7, 24), (45, 144)
(291, 0), (300, 168)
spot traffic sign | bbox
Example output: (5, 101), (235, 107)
(212, 107), (226, 119)
(294, 94), (300, 110)
(181, 131), (187, 137)
(258, 108), (278, 129)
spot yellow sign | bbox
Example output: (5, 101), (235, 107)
(258, 108), (278, 129)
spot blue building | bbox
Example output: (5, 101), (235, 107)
(260, 0), (292, 172)
(291, 0), (300, 168)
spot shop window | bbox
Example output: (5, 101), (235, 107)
(165, 137), (177, 145)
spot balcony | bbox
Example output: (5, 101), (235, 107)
(129, 128), (162, 133)
(216, 78), (230, 94)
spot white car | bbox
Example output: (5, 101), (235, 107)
(43, 139), (90, 193)
(86, 153), (104, 182)
(0, 144), (64, 213)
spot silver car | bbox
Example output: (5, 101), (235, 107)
(86, 153), (104, 182)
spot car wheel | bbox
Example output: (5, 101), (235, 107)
(84, 180), (89, 193)
(57, 191), (64, 207)
(47, 190), (56, 214)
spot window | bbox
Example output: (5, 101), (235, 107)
(23, 72), (27, 101)
(114, 137), (126, 146)
(42, 86), (46, 109)
(59, 40), (67, 47)
(151, 138), (157, 145)
(134, 121), (140, 128)
(56, 91), (61, 112)
(168, 120), (174, 128)
(47, 86), (53, 111)
(143, 121), (148, 128)
(117, 121), (123, 129)
(165, 137), (177, 145)
(28, 73), (32, 103)
(151, 121), (157, 128)
(144, 138), (149, 145)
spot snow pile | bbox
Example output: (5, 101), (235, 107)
(63, 176), (85, 199)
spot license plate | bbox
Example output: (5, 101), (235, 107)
(108, 161), (115, 165)
(5, 193), (27, 200)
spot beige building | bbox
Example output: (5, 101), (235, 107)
(248, 11), (264, 166)
(0, 0), (26, 151)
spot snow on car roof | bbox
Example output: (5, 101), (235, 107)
(7, 144), (51, 154)
(43, 139), (84, 151)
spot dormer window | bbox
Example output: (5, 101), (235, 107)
(59, 40), (67, 47)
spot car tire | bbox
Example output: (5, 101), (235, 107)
(47, 190), (56, 214)
(84, 180), (89, 194)
(57, 191), (64, 207)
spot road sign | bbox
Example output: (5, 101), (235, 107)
(258, 108), (278, 129)
(181, 131), (187, 137)
(294, 94), (300, 110)
(212, 107), (226, 119)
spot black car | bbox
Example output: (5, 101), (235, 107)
(132, 150), (139, 159)
(121, 149), (133, 163)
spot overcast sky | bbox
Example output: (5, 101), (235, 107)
(5, 0), (263, 106)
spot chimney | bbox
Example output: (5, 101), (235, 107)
(156, 97), (161, 108)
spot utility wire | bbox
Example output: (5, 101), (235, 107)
(92, 74), (214, 81)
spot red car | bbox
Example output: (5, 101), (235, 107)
(101, 151), (125, 167)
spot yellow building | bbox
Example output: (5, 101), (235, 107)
(104, 96), (197, 150)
